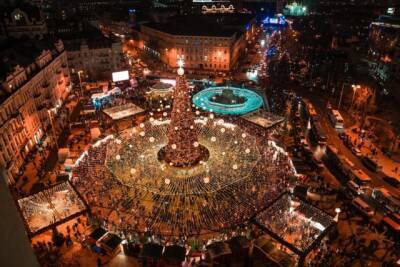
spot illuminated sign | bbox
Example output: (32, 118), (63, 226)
(387, 7), (395, 15)
(263, 15), (287, 26)
(112, 70), (129, 82)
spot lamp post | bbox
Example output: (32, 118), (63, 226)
(351, 84), (361, 108)
(338, 82), (345, 110)
(77, 70), (84, 99)
(334, 207), (341, 222)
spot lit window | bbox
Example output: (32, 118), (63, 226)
(14, 13), (22, 21)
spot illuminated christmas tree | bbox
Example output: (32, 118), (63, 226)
(164, 58), (203, 167)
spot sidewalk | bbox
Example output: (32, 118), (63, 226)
(345, 125), (400, 180)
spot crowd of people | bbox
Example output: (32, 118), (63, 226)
(19, 182), (86, 233)
(71, 117), (296, 242)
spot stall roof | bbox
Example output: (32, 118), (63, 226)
(103, 103), (144, 121)
(17, 182), (86, 235)
(206, 241), (232, 259)
(141, 243), (163, 259)
(254, 193), (335, 256)
(163, 245), (186, 262)
(241, 110), (285, 129)
(89, 227), (107, 241)
(102, 233), (122, 250)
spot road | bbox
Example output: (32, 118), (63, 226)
(300, 91), (400, 197)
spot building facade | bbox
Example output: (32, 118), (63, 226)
(65, 39), (124, 81)
(1, 4), (48, 39)
(0, 39), (71, 184)
(135, 15), (256, 72)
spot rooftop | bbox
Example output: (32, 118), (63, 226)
(142, 13), (254, 37)
(17, 182), (87, 235)
(0, 37), (62, 104)
(0, 3), (42, 23)
(59, 25), (120, 51)
(254, 193), (335, 256)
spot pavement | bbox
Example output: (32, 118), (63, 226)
(297, 91), (400, 197)
(345, 125), (400, 180)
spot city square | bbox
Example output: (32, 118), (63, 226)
(0, 1), (400, 267)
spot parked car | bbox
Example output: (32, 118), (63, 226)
(351, 147), (362, 157)
(361, 156), (382, 172)
(352, 197), (375, 217)
(383, 176), (400, 189)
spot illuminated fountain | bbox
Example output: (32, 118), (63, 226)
(193, 86), (264, 115)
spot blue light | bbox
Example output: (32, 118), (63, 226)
(192, 87), (263, 115)
(129, 9), (136, 13)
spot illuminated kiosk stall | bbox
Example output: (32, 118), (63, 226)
(239, 110), (286, 139)
(102, 103), (146, 130)
(242, 109), (285, 130)
(253, 193), (335, 267)
(18, 182), (87, 236)
(71, 60), (296, 240)
(192, 86), (264, 115)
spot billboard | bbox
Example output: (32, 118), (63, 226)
(112, 70), (129, 82)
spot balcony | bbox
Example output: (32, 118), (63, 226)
(16, 125), (24, 134)
(56, 69), (62, 74)
(43, 82), (50, 88)
(10, 111), (20, 119)
(34, 92), (41, 98)
(37, 104), (46, 110)
(62, 63), (67, 68)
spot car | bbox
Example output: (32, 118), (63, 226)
(352, 197), (375, 217)
(351, 147), (362, 157)
(312, 156), (324, 170)
(361, 156), (382, 172)
(383, 176), (400, 189)
(338, 132), (347, 140)
(344, 139), (353, 149)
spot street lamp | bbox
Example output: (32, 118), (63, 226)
(77, 70), (84, 99)
(351, 84), (361, 107)
(334, 207), (341, 222)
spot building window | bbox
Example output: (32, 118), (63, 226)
(14, 13), (23, 21)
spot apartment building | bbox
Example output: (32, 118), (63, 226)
(0, 3), (48, 39)
(0, 38), (71, 184)
(64, 36), (124, 81)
